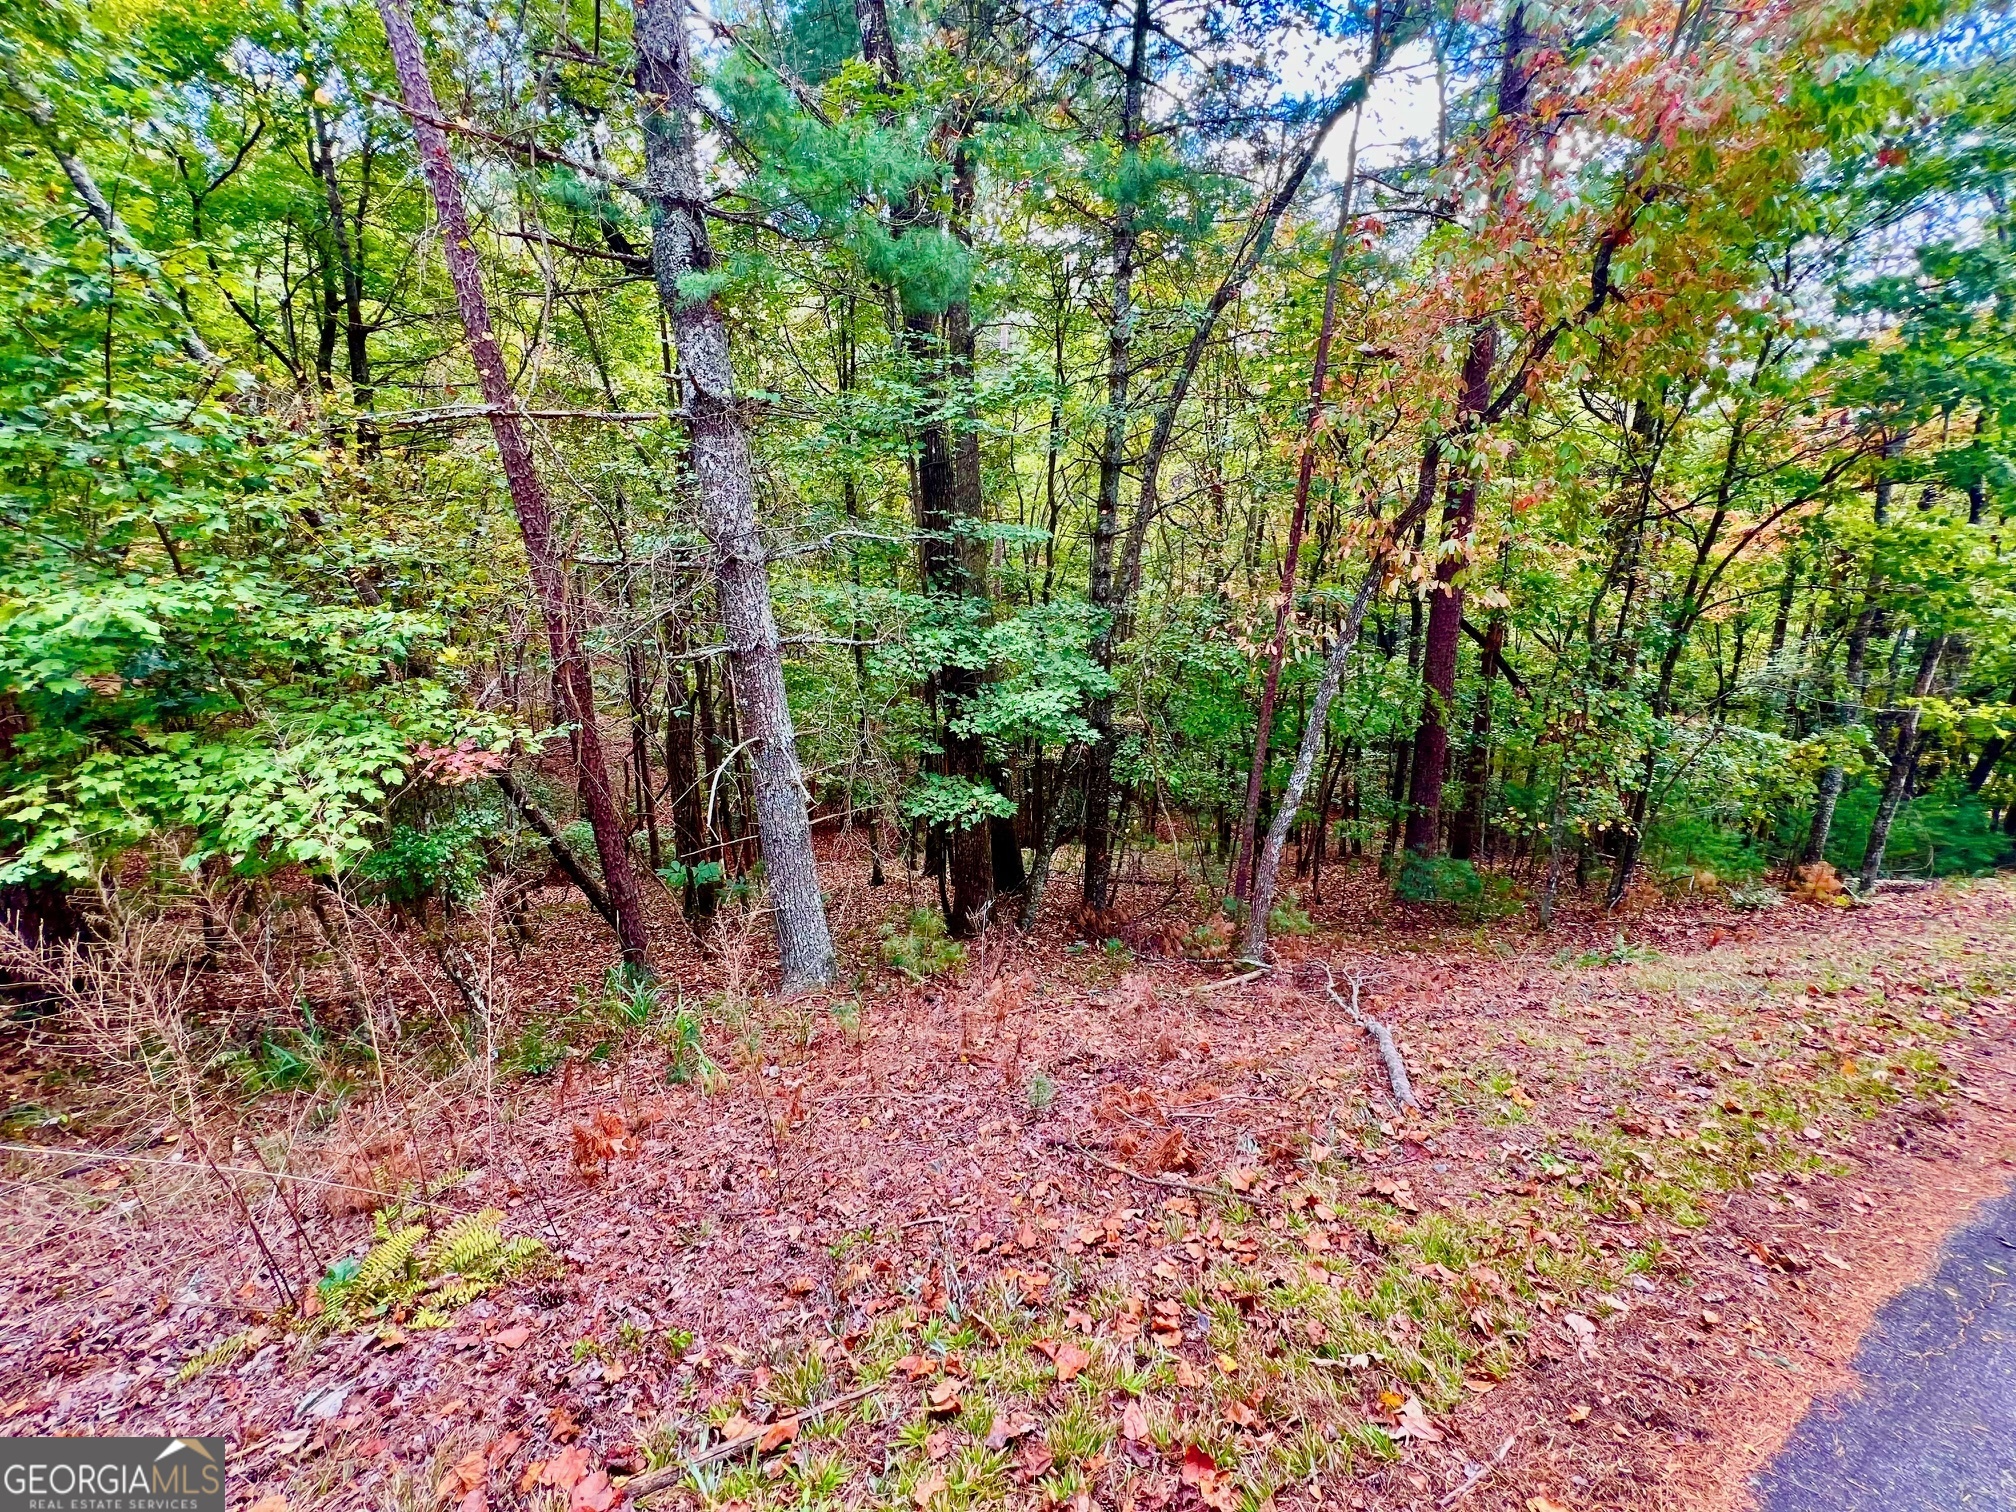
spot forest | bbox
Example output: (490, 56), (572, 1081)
(2, 0), (2015, 1506)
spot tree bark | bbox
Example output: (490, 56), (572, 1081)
(1402, 5), (1529, 862)
(1858, 635), (1945, 889)
(1240, 579), (1376, 963)
(632, 0), (836, 988)
(377, 0), (651, 968)
(495, 771), (617, 931)
(1402, 324), (1498, 858)
(1447, 615), (1503, 861)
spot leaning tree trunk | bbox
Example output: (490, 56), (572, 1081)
(377, 0), (651, 969)
(1232, 149), (1360, 902)
(1858, 634), (1945, 891)
(1240, 578), (1378, 963)
(632, 0), (836, 989)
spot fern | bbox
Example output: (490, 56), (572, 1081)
(426, 1209), (505, 1276)
(174, 1329), (256, 1384)
(317, 1210), (547, 1331)
(432, 1278), (491, 1310)
(353, 1223), (426, 1293)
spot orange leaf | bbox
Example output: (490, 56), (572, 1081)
(1052, 1342), (1092, 1383)
(539, 1447), (591, 1493)
(758, 1417), (799, 1454)
(567, 1470), (616, 1512)
(1120, 1400), (1149, 1440)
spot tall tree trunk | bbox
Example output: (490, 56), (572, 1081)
(1079, 0), (1153, 917)
(1804, 598), (1879, 866)
(377, 0), (650, 968)
(1241, 454), (1440, 961)
(855, 0), (995, 934)
(1447, 614), (1503, 861)
(1232, 133), (1361, 901)
(1403, 327), (1498, 858)
(1859, 635), (1945, 889)
(1402, 6), (1528, 862)
(632, 0), (836, 988)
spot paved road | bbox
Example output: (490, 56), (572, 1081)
(1754, 1182), (2016, 1510)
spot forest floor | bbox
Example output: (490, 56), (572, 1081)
(4, 847), (2015, 1512)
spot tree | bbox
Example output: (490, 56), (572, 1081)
(375, 0), (651, 968)
(631, 0), (837, 989)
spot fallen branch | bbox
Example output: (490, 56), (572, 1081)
(1071, 1144), (1241, 1203)
(1193, 966), (1269, 996)
(1319, 964), (1419, 1110)
(623, 1383), (882, 1500)
(1438, 1430), (1519, 1507)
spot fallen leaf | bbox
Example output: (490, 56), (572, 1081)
(1052, 1342), (1092, 1383)
(1700, 1309), (1721, 1328)
(924, 1430), (953, 1462)
(539, 1448), (591, 1493)
(1121, 1399), (1149, 1440)
(1390, 1397), (1443, 1443)
(459, 1490), (488, 1512)
(248, 1497), (289, 1512)
(1567, 1403), (1590, 1424)
(925, 1381), (962, 1416)
(1224, 1400), (1259, 1430)
(437, 1449), (487, 1501)
(1526, 1499), (1571, 1512)
(494, 1325), (531, 1350)
(487, 1432), (526, 1468)
(758, 1418), (799, 1454)
(895, 1354), (934, 1381)
(912, 1470), (947, 1508)
(1016, 1440), (1054, 1482)
(985, 1412), (1037, 1450)
(718, 1414), (761, 1445)
(1173, 1360), (1202, 1388)
(1180, 1446), (1235, 1512)
(568, 1470), (616, 1512)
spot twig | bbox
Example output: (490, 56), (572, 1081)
(1319, 964), (1420, 1110)
(1438, 1431), (1519, 1507)
(0, 1141), (462, 1213)
(378, 404), (662, 428)
(1070, 1145), (1239, 1202)
(1193, 967), (1268, 996)
(623, 1383), (883, 1500)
